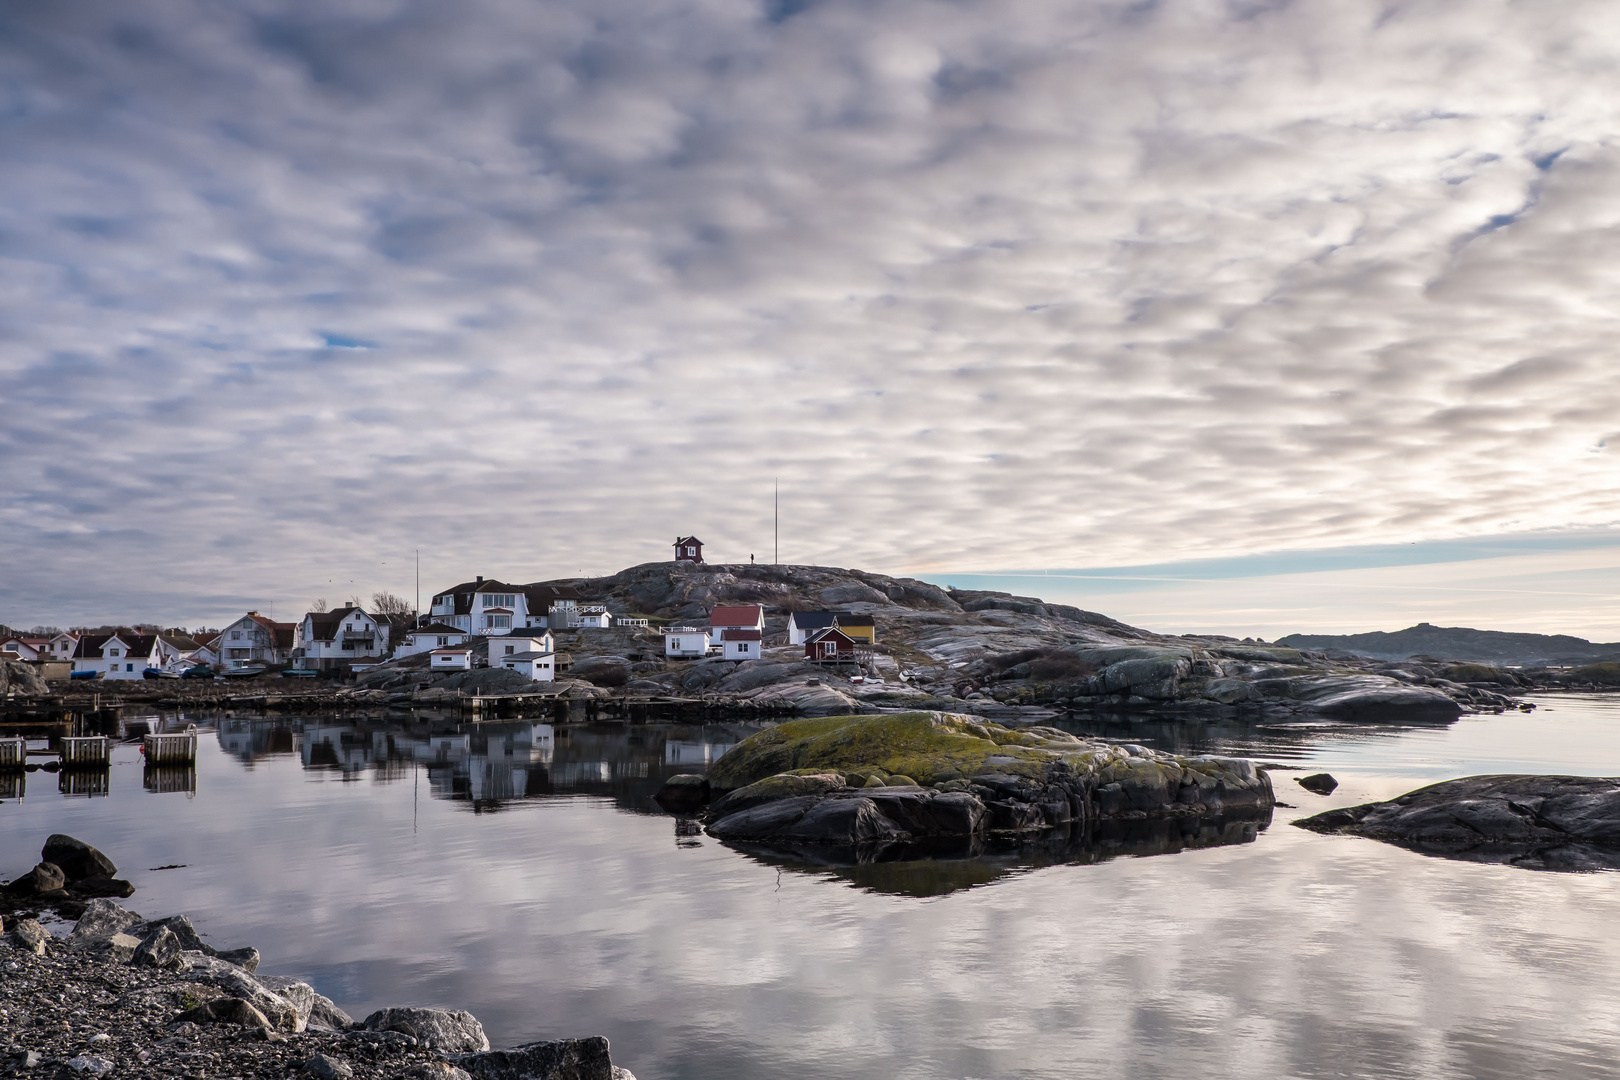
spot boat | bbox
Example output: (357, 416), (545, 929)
(221, 664), (267, 678)
(69, 669), (104, 681)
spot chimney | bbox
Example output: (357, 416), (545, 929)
(476, 575), (483, 584)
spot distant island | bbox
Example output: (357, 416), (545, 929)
(1277, 623), (1620, 666)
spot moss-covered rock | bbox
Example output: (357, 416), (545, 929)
(707, 772), (846, 818)
(705, 712), (1074, 790)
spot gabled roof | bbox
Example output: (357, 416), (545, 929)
(788, 611), (844, 630)
(74, 631), (161, 660)
(160, 631), (202, 651)
(407, 623), (466, 638)
(675, 536), (703, 547)
(806, 626), (858, 646)
(375, 613), (416, 630)
(521, 584), (583, 604)
(710, 605), (764, 627)
(835, 614), (876, 628)
(238, 612), (297, 648)
(431, 646), (472, 654)
(501, 651), (556, 661)
(721, 628), (762, 642)
(304, 606), (363, 642)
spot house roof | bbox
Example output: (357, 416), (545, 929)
(501, 651), (555, 661)
(675, 536), (703, 547)
(806, 627), (858, 646)
(303, 606), (364, 642)
(722, 629), (763, 642)
(242, 613), (297, 648)
(710, 605), (764, 627)
(431, 647), (472, 655)
(160, 631), (203, 651)
(788, 611), (844, 630)
(73, 631), (161, 659)
(835, 614), (876, 628)
(520, 584), (584, 604)
(408, 623), (467, 638)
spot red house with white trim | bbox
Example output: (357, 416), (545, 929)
(674, 536), (704, 563)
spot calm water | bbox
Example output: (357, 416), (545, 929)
(5, 697), (1620, 1079)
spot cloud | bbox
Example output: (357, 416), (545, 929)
(2, 0), (1619, 625)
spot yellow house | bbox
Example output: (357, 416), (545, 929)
(834, 614), (876, 644)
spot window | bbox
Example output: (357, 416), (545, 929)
(232, 631), (242, 640)
(504, 645), (515, 655)
(437, 636), (448, 647)
(482, 593), (514, 608)
(108, 649), (119, 657)
(126, 663), (134, 672)
(485, 614), (510, 629)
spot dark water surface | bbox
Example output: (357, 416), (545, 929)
(5, 697), (1620, 1079)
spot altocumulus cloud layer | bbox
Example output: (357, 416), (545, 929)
(2, 0), (1619, 624)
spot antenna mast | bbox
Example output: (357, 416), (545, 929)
(774, 478), (779, 565)
(415, 549), (420, 625)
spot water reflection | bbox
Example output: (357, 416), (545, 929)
(726, 809), (1273, 897)
(214, 716), (756, 815)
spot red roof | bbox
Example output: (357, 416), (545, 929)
(722, 629), (763, 642)
(710, 605), (763, 628)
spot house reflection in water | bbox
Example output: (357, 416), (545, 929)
(213, 717), (761, 814)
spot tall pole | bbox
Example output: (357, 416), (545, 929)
(774, 478), (779, 565)
(415, 549), (420, 625)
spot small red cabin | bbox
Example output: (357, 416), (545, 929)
(805, 626), (860, 663)
(674, 536), (704, 563)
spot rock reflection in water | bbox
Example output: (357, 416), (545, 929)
(213, 716), (760, 814)
(723, 808), (1273, 896)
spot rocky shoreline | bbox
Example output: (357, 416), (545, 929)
(2, 836), (636, 1080)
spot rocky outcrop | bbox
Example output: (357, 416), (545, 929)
(362, 1008), (490, 1052)
(455, 1036), (616, 1080)
(701, 713), (1273, 851)
(0, 658), (48, 697)
(1295, 775), (1620, 870)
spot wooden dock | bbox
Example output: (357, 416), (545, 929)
(59, 735), (111, 768)
(144, 725), (199, 764)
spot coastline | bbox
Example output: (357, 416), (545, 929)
(3, 837), (636, 1080)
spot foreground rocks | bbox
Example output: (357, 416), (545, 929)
(1295, 775), (1620, 870)
(1, 835), (638, 1079)
(698, 712), (1273, 852)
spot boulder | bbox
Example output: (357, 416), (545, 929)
(182, 953), (302, 1030)
(0, 659), (49, 697)
(68, 877), (136, 899)
(308, 993), (356, 1032)
(652, 774), (710, 812)
(217, 946), (261, 972)
(707, 773), (846, 817)
(133, 925), (183, 969)
(9, 917), (50, 956)
(1296, 775), (1620, 870)
(68, 898), (143, 947)
(142, 914), (213, 955)
(259, 976), (317, 1024)
(1296, 773), (1338, 795)
(181, 996), (273, 1029)
(42, 835), (118, 883)
(362, 1007), (490, 1052)
(303, 1053), (355, 1080)
(6, 861), (66, 895)
(456, 1036), (616, 1080)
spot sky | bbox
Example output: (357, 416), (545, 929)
(1, 0), (1618, 636)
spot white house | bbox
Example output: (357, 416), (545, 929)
(426, 578), (585, 633)
(431, 647), (474, 670)
(0, 636), (49, 661)
(487, 630), (554, 663)
(710, 605), (766, 642)
(46, 632), (80, 661)
(497, 650), (557, 682)
(719, 628), (762, 661)
(71, 631), (180, 680)
(576, 605), (612, 629)
(190, 636), (220, 668)
(396, 623), (469, 659)
(295, 606), (400, 671)
(664, 628), (711, 658)
(218, 613), (296, 669)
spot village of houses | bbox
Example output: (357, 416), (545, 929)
(0, 537), (879, 687)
